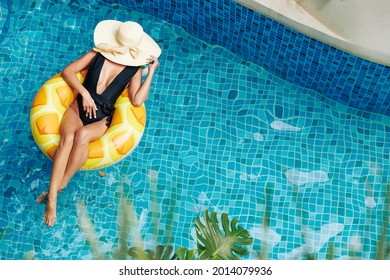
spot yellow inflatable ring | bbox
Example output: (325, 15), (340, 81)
(30, 70), (146, 170)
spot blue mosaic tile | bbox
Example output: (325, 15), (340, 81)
(0, 0), (11, 44)
(116, 0), (390, 117)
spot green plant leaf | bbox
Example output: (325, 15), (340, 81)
(173, 247), (197, 260)
(76, 201), (104, 260)
(128, 245), (175, 260)
(195, 210), (253, 260)
(127, 247), (149, 260)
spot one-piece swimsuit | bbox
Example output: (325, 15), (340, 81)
(77, 52), (140, 127)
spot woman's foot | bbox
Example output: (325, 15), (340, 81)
(36, 186), (66, 204)
(44, 196), (57, 227)
(36, 191), (48, 204)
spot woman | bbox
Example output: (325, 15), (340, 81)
(37, 20), (161, 227)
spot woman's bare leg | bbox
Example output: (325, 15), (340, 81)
(60, 119), (108, 191)
(37, 103), (81, 204)
(44, 118), (108, 227)
(43, 103), (83, 226)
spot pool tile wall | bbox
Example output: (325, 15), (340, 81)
(0, 0), (11, 43)
(105, 0), (390, 117)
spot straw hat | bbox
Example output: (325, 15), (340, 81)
(93, 20), (161, 66)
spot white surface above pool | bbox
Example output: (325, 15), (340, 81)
(236, 0), (390, 66)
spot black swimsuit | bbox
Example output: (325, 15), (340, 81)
(77, 52), (139, 127)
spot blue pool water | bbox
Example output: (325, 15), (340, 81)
(0, 0), (389, 260)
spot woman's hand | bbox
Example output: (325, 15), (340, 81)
(146, 55), (160, 74)
(127, 55), (160, 107)
(81, 91), (98, 119)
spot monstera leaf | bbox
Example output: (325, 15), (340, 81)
(128, 245), (197, 260)
(128, 245), (175, 260)
(127, 210), (253, 260)
(173, 247), (197, 260)
(195, 210), (253, 260)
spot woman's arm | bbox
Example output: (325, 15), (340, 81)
(62, 50), (96, 96)
(62, 50), (98, 118)
(128, 55), (160, 107)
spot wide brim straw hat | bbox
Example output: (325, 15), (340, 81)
(93, 20), (161, 66)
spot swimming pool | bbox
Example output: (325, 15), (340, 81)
(0, 0), (389, 260)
